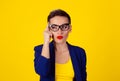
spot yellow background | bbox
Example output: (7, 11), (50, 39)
(0, 0), (120, 81)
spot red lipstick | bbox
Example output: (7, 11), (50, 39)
(57, 36), (63, 39)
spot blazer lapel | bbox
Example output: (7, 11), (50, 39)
(49, 41), (55, 77)
(67, 42), (82, 81)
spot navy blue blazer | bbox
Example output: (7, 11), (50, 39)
(34, 41), (87, 81)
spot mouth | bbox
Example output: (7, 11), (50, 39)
(57, 36), (63, 40)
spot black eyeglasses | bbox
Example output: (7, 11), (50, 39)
(49, 23), (70, 32)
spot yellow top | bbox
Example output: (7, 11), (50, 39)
(55, 57), (74, 81)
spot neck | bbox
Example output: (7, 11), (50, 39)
(54, 42), (68, 52)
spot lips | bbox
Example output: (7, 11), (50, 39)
(57, 36), (63, 39)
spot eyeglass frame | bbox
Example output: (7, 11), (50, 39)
(48, 23), (71, 32)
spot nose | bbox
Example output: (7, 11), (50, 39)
(57, 27), (63, 34)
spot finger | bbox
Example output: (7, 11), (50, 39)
(48, 32), (52, 37)
(45, 25), (49, 31)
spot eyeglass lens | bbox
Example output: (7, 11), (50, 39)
(49, 23), (70, 32)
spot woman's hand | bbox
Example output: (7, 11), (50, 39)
(43, 26), (52, 43)
(41, 26), (52, 59)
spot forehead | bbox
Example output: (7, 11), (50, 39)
(49, 16), (69, 25)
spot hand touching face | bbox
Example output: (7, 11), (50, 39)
(43, 26), (53, 43)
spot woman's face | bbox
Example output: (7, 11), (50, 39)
(49, 16), (72, 44)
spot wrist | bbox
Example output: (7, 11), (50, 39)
(44, 41), (50, 45)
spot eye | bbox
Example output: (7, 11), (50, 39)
(62, 24), (69, 29)
(50, 24), (58, 29)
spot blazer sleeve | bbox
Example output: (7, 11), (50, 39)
(76, 47), (87, 81)
(34, 45), (51, 77)
(78, 48), (87, 81)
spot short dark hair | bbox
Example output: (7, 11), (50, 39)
(47, 9), (71, 24)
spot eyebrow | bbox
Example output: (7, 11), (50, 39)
(50, 23), (70, 26)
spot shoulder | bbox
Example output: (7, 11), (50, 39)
(68, 43), (86, 57)
(68, 43), (85, 53)
(34, 44), (43, 52)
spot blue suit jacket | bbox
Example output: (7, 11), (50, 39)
(34, 41), (87, 81)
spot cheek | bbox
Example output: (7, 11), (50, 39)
(63, 32), (70, 38)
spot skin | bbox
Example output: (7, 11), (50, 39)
(41, 16), (72, 64)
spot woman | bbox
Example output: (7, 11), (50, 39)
(34, 9), (87, 81)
